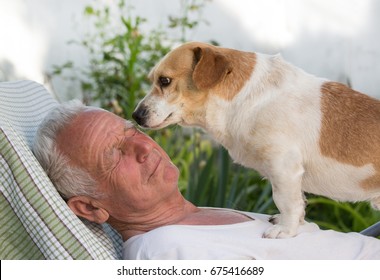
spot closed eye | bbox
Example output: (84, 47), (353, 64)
(105, 128), (135, 163)
(103, 145), (122, 173)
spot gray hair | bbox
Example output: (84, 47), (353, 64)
(32, 100), (101, 200)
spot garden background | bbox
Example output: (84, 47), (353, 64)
(1, 0), (380, 233)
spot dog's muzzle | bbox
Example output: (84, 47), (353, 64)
(132, 105), (149, 127)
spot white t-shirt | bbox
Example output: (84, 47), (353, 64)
(123, 208), (380, 260)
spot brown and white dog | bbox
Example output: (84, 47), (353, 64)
(132, 41), (380, 238)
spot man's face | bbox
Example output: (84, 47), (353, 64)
(56, 108), (180, 219)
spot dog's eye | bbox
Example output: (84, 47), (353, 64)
(158, 76), (171, 87)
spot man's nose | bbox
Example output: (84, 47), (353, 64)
(132, 139), (153, 163)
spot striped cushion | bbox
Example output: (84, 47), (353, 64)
(0, 80), (122, 259)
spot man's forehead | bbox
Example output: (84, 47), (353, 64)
(56, 108), (136, 163)
(80, 107), (134, 127)
(58, 108), (135, 146)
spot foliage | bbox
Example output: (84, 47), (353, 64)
(51, 0), (379, 235)
(306, 196), (380, 233)
(53, 0), (170, 118)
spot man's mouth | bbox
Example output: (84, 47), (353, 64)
(148, 154), (162, 180)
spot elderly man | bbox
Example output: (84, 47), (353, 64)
(32, 101), (380, 259)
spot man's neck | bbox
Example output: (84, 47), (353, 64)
(109, 198), (199, 241)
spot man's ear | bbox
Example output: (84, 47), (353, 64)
(67, 196), (109, 224)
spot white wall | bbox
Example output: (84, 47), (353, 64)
(1, 0), (380, 100)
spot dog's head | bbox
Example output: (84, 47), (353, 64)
(132, 42), (255, 129)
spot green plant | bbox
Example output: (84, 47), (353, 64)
(68, 1), (171, 119)
(168, 0), (211, 42)
(185, 139), (275, 212)
(306, 196), (380, 233)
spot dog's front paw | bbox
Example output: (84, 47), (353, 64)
(269, 214), (306, 225)
(268, 214), (280, 224)
(263, 224), (297, 239)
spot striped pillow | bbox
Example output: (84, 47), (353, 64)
(0, 80), (122, 259)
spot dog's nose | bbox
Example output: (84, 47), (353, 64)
(132, 106), (149, 126)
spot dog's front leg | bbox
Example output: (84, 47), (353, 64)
(263, 149), (306, 239)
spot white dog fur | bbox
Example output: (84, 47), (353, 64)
(132, 42), (380, 238)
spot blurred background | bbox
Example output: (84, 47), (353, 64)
(1, 0), (379, 233)
(1, 0), (380, 99)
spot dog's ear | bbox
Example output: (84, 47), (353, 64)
(192, 47), (231, 90)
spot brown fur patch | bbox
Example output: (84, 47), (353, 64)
(211, 47), (256, 101)
(192, 47), (232, 90)
(319, 82), (380, 190)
